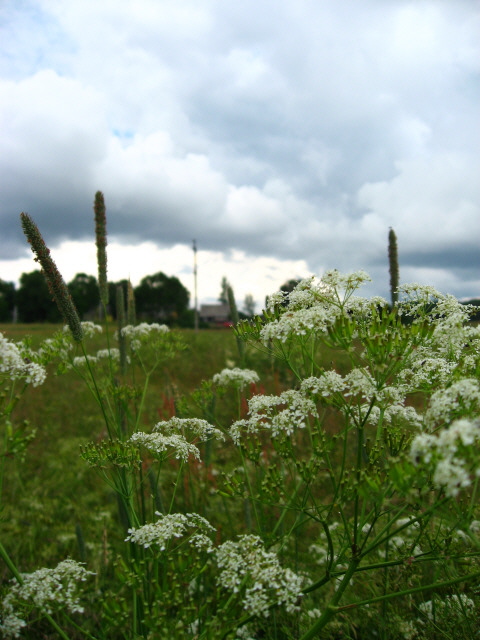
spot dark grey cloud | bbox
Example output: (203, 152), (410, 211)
(1, 0), (479, 300)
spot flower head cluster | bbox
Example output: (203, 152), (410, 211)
(215, 535), (303, 617)
(125, 512), (215, 552)
(397, 284), (471, 326)
(0, 333), (46, 387)
(424, 379), (480, 428)
(230, 389), (317, 443)
(398, 356), (456, 391)
(130, 431), (201, 462)
(212, 367), (260, 390)
(120, 322), (169, 351)
(410, 419), (480, 496)
(417, 593), (476, 624)
(153, 417), (225, 442)
(261, 271), (375, 343)
(1, 559), (93, 638)
(64, 322), (102, 339)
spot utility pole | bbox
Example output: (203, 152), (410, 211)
(193, 239), (199, 332)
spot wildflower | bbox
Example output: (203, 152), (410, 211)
(0, 333), (47, 387)
(154, 417), (225, 442)
(64, 322), (102, 339)
(302, 372), (345, 398)
(121, 323), (169, 339)
(125, 512), (215, 550)
(410, 419), (480, 496)
(424, 379), (480, 428)
(215, 535), (303, 617)
(259, 306), (334, 343)
(1, 559), (94, 637)
(20, 213), (83, 342)
(130, 432), (201, 462)
(212, 367), (260, 390)
(231, 389), (317, 443)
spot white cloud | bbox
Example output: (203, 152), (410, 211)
(1, 0), (479, 302)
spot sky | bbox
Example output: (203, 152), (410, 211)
(1, 0), (479, 312)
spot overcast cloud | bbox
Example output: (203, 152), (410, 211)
(1, 0), (479, 307)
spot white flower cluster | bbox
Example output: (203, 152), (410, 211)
(215, 535), (303, 617)
(397, 285), (471, 325)
(398, 357), (456, 390)
(365, 404), (422, 430)
(410, 419), (480, 496)
(302, 370), (405, 409)
(1, 559), (93, 638)
(212, 367), (260, 390)
(0, 333), (46, 387)
(125, 512), (215, 551)
(64, 321), (102, 338)
(424, 379), (480, 428)
(119, 323), (170, 351)
(130, 431), (201, 462)
(261, 271), (375, 343)
(417, 593), (476, 623)
(230, 389), (317, 443)
(71, 348), (128, 369)
(260, 306), (335, 344)
(153, 417), (225, 442)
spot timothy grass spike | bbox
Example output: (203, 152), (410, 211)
(20, 212), (83, 342)
(94, 191), (109, 306)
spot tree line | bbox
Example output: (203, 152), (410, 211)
(0, 270), (192, 326)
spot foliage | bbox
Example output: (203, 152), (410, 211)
(67, 274), (99, 319)
(15, 271), (62, 323)
(0, 281), (15, 322)
(134, 271), (190, 323)
(219, 276), (231, 304)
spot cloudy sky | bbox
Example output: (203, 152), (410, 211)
(1, 0), (479, 310)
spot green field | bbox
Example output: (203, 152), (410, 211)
(1, 307), (479, 639)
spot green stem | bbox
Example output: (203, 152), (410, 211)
(299, 558), (361, 640)
(336, 569), (480, 611)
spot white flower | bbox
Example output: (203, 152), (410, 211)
(130, 432), (200, 462)
(121, 323), (169, 339)
(1, 558), (93, 635)
(73, 355), (99, 368)
(125, 512), (215, 550)
(215, 535), (303, 617)
(231, 389), (317, 442)
(0, 333), (47, 387)
(425, 379), (480, 428)
(410, 419), (480, 497)
(153, 417), (225, 442)
(302, 372), (345, 398)
(213, 367), (260, 390)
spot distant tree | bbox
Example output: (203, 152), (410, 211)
(107, 280), (129, 320)
(219, 276), (231, 304)
(0, 280), (15, 322)
(16, 270), (62, 323)
(134, 272), (190, 323)
(68, 273), (99, 319)
(243, 293), (255, 317)
(280, 279), (300, 294)
(388, 228), (400, 306)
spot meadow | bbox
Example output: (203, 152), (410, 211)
(1, 204), (479, 639)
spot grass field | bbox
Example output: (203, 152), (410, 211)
(1, 306), (479, 639)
